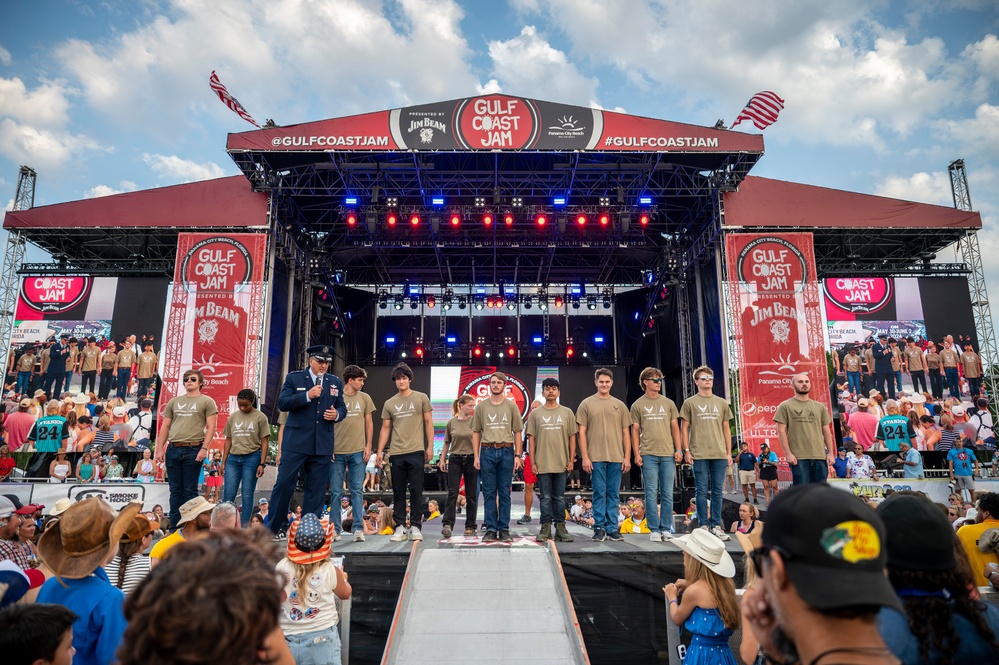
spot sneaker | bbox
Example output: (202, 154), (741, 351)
(464, 527), (477, 536)
(554, 523), (574, 542)
(390, 525), (408, 542)
(607, 531), (624, 542)
(499, 530), (513, 542)
(592, 529), (607, 542)
(483, 530), (498, 542)
(536, 523), (552, 543)
(752, 496), (759, 504)
(333, 531), (342, 542)
(661, 531), (675, 541)
(272, 530), (287, 542)
(352, 531), (365, 543)
(442, 524), (453, 539)
(516, 515), (532, 524)
(710, 525), (731, 541)
(650, 531), (663, 542)
(409, 526), (423, 541)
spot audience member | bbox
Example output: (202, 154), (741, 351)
(209, 501), (239, 530)
(149, 496), (214, 565)
(0, 603), (77, 665)
(957, 492), (999, 586)
(620, 499), (650, 534)
(104, 513), (153, 596)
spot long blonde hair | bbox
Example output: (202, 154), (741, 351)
(377, 507), (395, 531)
(292, 559), (329, 605)
(684, 554), (740, 631)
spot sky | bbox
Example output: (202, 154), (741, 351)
(1, 0), (998, 304)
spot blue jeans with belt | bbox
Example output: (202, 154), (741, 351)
(285, 625), (341, 665)
(479, 445), (514, 532)
(590, 461), (623, 534)
(641, 454), (676, 534)
(116, 368), (131, 398)
(693, 458), (727, 530)
(945, 367), (961, 397)
(790, 458), (829, 485)
(329, 451), (365, 534)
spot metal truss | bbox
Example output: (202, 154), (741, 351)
(0, 167), (36, 367)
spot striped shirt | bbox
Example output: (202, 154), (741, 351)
(104, 554), (151, 595)
(937, 429), (960, 453)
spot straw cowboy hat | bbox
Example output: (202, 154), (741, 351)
(38, 497), (141, 580)
(72, 393), (90, 405)
(49, 497), (74, 516)
(672, 528), (736, 578)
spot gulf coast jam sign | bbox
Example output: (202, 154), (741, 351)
(180, 236), (254, 293)
(18, 276), (91, 314)
(459, 367), (532, 420)
(823, 277), (893, 315)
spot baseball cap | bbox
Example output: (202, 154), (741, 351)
(258, 498), (269, 505)
(878, 333), (888, 339)
(2, 494), (38, 516)
(0, 495), (14, 519)
(112, 406), (127, 417)
(857, 398), (870, 407)
(575, 494), (582, 501)
(876, 493), (956, 572)
(18, 398), (31, 408)
(761, 484), (901, 612)
(951, 405), (966, 416)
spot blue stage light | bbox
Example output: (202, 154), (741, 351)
(385, 336), (396, 345)
(446, 335), (457, 344)
(639, 196), (652, 205)
(532, 336), (544, 345)
(553, 196), (566, 206)
(344, 196), (358, 205)
(432, 197), (445, 206)
(594, 336), (605, 344)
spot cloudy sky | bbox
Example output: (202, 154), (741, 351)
(1, 1), (997, 293)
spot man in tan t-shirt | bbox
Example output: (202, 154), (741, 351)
(331, 365), (375, 542)
(774, 373), (834, 486)
(376, 362), (433, 542)
(79, 337), (101, 395)
(136, 342), (159, 398)
(903, 337), (927, 395)
(14, 346), (36, 396)
(843, 347), (863, 397)
(679, 365), (733, 541)
(115, 340), (137, 400)
(961, 342), (983, 397)
(61, 337), (79, 394)
(472, 372), (524, 542)
(941, 341), (962, 398)
(577, 367), (632, 543)
(525, 377), (577, 543)
(630, 366), (681, 542)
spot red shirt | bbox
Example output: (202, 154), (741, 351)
(4, 411), (36, 451)
(0, 456), (15, 480)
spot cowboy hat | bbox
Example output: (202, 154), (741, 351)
(49, 497), (74, 516)
(672, 528), (736, 578)
(120, 513), (153, 543)
(176, 496), (215, 526)
(72, 393), (90, 405)
(37, 497), (141, 581)
(287, 513), (335, 565)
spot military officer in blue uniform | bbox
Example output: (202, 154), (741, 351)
(268, 345), (347, 536)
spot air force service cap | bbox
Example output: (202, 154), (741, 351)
(307, 345), (333, 362)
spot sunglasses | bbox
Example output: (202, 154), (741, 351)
(183, 377), (199, 383)
(697, 376), (714, 381)
(646, 377), (663, 383)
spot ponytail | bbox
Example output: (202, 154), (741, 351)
(452, 394), (475, 417)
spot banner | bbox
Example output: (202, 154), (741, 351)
(0, 482), (171, 515)
(828, 477), (999, 505)
(725, 233), (831, 460)
(160, 233), (268, 447)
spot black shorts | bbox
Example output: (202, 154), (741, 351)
(759, 466), (778, 481)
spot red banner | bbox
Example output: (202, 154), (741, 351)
(725, 233), (830, 461)
(160, 233), (268, 448)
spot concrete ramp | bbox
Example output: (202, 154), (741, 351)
(381, 544), (589, 664)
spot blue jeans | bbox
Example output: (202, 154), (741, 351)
(285, 626), (341, 665)
(537, 472), (567, 524)
(480, 445), (514, 532)
(590, 461), (623, 534)
(329, 451), (365, 533)
(893, 370), (903, 392)
(969, 377), (982, 397)
(137, 377), (153, 397)
(61, 372), (74, 393)
(847, 371), (861, 396)
(166, 445), (203, 527)
(641, 454), (676, 533)
(116, 368), (131, 398)
(693, 458), (727, 530)
(224, 450), (263, 527)
(790, 459), (829, 485)
(16, 371), (31, 395)
(945, 367), (960, 397)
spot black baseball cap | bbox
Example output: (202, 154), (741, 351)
(876, 493), (955, 571)
(762, 484), (901, 612)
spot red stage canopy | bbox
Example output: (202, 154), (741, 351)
(723, 176), (981, 229)
(3, 176), (268, 230)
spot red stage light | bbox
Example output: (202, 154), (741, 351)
(486, 296), (495, 309)
(576, 214), (587, 226)
(599, 213), (610, 226)
(495, 296), (504, 309)
(483, 214), (493, 226)
(410, 213), (420, 226)
(554, 295), (564, 308)
(427, 295), (435, 309)
(450, 214), (461, 227)
(346, 213), (357, 227)
(507, 346), (516, 357)
(387, 213), (398, 226)
(639, 213), (650, 226)
(536, 214), (547, 227)
(473, 346), (482, 357)
(504, 214), (514, 226)
(566, 346), (574, 358)
(415, 346), (424, 357)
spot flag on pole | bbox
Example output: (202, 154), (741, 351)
(209, 70), (260, 128)
(731, 91), (785, 130)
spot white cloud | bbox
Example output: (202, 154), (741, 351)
(0, 76), (73, 127)
(141, 153), (226, 182)
(935, 103), (999, 159)
(873, 170), (953, 205)
(83, 180), (138, 198)
(0, 46), (11, 66)
(0, 118), (105, 171)
(487, 26), (602, 107)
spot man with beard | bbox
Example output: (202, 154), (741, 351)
(149, 496), (215, 565)
(472, 372), (524, 543)
(774, 373), (834, 486)
(0, 495), (32, 569)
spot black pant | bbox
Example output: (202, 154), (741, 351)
(98, 368), (115, 399)
(267, 449), (332, 536)
(81, 370), (97, 395)
(929, 371), (944, 399)
(875, 371), (896, 399)
(391, 451), (425, 529)
(443, 453), (478, 529)
(43, 371), (65, 398)
(910, 370), (927, 394)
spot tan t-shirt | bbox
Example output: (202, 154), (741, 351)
(39, 348), (50, 372)
(333, 391), (375, 454)
(864, 348), (875, 372)
(444, 417), (474, 455)
(903, 347), (924, 371)
(773, 398), (832, 460)
(381, 391), (431, 455)
(64, 347), (79, 371)
(164, 394), (218, 443)
(576, 395), (632, 463)
(117, 348), (137, 368)
(136, 352), (158, 379)
(843, 354), (862, 372)
(471, 399), (524, 445)
(17, 353), (35, 372)
(80, 346), (101, 372)
(890, 347), (902, 371)
(525, 404), (577, 473)
(961, 351), (981, 378)
(940, 348), (960, 368)
(223, 408), (271, 455)
(630, 395), (680, 456)
(925, 352), (941, 370)
(679, 394), (733, 460)
(101, 351), (117, 370)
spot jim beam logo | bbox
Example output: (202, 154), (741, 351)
(406, 115), (448, 144)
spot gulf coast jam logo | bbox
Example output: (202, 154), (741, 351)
(20, 276), (92, 314)
(455, 95), (539, 149)
(736, 237), (808, 295)
(460, 370), (532, 421)
(180, 237), (254, 293)
(822, 277), (892, 314)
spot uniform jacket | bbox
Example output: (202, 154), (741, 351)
(277, 369), (347, 456)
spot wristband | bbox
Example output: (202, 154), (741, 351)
(668, 599), (678, 606)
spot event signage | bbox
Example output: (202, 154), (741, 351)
(18, 276), (92, 314)
(227, 94), (763, 154)
(459, 367), (532, 420)
(823, 277), (893, 315)
(160, 233), (267, 444)
(725, 233), (831, 460)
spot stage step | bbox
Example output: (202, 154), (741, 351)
(381, 544), (589, 664)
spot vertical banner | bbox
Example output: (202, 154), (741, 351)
(160, 233), (268, 447)
(725, 233), (830, 460)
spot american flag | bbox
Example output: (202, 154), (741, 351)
(209, 70), (260, 128)
(731, 91), (785, 130)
